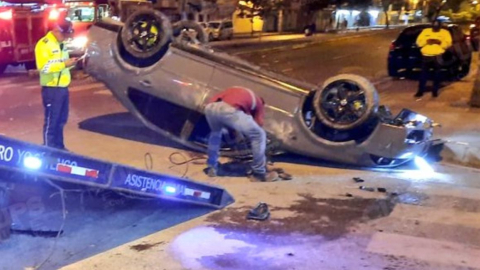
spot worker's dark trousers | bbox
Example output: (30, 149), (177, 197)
(41, 86), (69, 149)
(417, 55), (442, 96)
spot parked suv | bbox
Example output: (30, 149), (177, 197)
(388, 24), (472, 80)
(207, 20), (233, 41)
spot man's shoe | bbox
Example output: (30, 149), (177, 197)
(267, 164), (284, 173)
(205, 167), (217, 177)
(250, 171), (279, 182)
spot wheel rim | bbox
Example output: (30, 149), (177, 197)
(127, 13), (161, 53)
(319, 80), (367, 126)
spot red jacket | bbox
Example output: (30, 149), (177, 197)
(209, 87), (265, 126)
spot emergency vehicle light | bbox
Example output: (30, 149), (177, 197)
(49, 9), (59, 20)
(164, 185), (176, 194)
(0, 9), (12, 20)
(24, 156), (42, 170)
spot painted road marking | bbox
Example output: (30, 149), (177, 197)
(367, 232), (480, 269)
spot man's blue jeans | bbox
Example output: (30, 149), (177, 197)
(205, 102), (266, 174)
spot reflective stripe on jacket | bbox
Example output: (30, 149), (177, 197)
(35, 32), (71, 87)
(416, 28), (452, 56)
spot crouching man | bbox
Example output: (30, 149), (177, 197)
(204, 86), (279, 182)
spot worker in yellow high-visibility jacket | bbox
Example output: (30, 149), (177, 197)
(415, 19), (452, 98)
(35, 20), (78, 150)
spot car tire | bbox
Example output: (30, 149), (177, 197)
(208, 33), (214, 42)
(120, 9), (172, 60)
(313, 74), (379, 131)
(25, 61), (36, 70)
(172, 20), (208, 44)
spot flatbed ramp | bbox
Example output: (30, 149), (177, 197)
(0, 135), (234, 209)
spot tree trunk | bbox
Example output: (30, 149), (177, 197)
(470, 53), (480, 107)
(384, 10), (390, 29)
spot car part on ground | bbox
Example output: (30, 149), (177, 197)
(247, 202), (270, 221)
(83, 9), (438, 168)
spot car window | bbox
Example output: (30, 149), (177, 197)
(67, 6), (95, 22)
(396, 27), (426, 45)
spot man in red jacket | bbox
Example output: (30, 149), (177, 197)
(204, 86), (278, 182)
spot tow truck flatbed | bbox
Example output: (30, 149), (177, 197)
(0, 135), (234, 209)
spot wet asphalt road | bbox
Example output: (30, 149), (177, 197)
(223, 30), (401, 87)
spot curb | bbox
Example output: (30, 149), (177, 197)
(441, 141), (480, 169)
(221, 29), (402, 55)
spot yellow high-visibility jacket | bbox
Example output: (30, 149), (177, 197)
(35, 32), (71, 87)
(416, 28), (452, 56)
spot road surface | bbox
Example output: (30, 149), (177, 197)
(0, 32), (480, 270)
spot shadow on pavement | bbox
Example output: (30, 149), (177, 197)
(0, 176), (214, 269)
(78, 112), (191, 151)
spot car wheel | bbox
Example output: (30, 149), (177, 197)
(208, 33), (214, 42)
(120, 9), (172, 60)
(172, 20), (208, 45)
(24, 61), (36, 70)
(313, 74), (379, 131)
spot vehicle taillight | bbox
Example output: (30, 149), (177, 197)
(49, 9), (59, 20)
(0, 10), (12, 20)
(389, 42), (395, 51)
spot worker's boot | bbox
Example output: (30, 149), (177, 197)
(250, 171), (279, 182)
(205, 167), (217, 177)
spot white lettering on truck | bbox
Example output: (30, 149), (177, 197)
(0, 145), (14, 162)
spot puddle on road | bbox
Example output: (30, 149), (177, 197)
(206, 193), (398, 242)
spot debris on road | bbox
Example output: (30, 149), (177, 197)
(377, 188), (387, 193)
(353, 177), (365, 183)
(359, 186), (375, 192)
(267, 163), (293, 181)
(247, 202), (270, 221)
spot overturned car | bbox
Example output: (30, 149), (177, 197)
(83, 10), (437, 168)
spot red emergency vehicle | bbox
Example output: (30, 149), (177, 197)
(61, 0), (109, 56)
(0, 0), (63, 74)
(0, 0), (108, 74)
